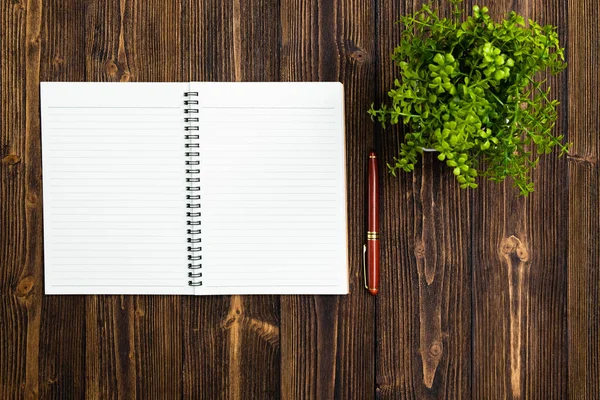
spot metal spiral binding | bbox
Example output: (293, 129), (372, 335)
(184, 91), (202, 287)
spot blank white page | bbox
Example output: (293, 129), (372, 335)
(193, 82), (348, 295)
(41, 82), (192, 295)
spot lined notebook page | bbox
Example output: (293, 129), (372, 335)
(194, 82), (348, 295)
(41, 82), (192, 295)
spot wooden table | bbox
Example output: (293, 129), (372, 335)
(1, 0), (598, 398)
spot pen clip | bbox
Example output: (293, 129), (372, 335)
(363, 244), (368, 290)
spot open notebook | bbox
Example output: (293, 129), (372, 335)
(40, 82), (348, 295)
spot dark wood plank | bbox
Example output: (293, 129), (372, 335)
(182, 1), (281, 399)
(374, 1), (472, 398)
(472, 0), (569, 398)
(524, 2), (569, 397)
(0, 1), (29, 397)
(568, 164), (599, 399)
(279, 0), (376, 398)
(567, 0), (600, 397)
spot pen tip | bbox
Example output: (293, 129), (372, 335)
(369, 150), (376, 158)
(369, 288), (379, 296)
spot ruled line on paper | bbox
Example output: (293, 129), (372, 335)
(202, 121), (335, 124)
(51, 238), (182, 243)
(47, 135), (179, 139)
(56, 277), (182, 281)
(47, 112), (181, 115)
(51, 261), (181, 265)
(195, 129), (336, 133)
(47, 169), (182, 173)
(202, 106), (334, 109)
(47, 157), (182, 160)
(49, 256), (182, 259)
(46, 127), (182, 131)
(55, 267), (181, 281)
(48, 178), (183, 182)
(203, 113), (335, 117)
(47, 106), (180, 109)
(50, 227), (181, 229)
(48, 199), (182, 203)
(45, 120), (181, 123)
(52, 234), (185, 238)
(204, 284), (341, 288)
(51, 285), (186, 288)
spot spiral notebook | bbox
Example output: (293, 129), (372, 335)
(40, 82), (348, 295)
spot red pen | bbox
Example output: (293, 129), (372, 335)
(364, 150), (380, 295)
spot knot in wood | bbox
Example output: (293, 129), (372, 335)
(414, 242), (426, 259)
(29, 34), (41, 47)
(16, 275), (35, 297)
(222, 308), (243, 330)
(516, 241), (530, 261)
(500, 236), (529, 261)
(501, 238), (517, 255)
(223, 317), (237, 330)
(26, 191), (39, 207)
(346, 39), (368, 64)
(429, 342), (443, 357)
(350, 50), (368, 63)
(104, 60), (120, 77)
(135, 307), (145, 318)
(2, 154), (21, 165)
(53, 56), (64, 67)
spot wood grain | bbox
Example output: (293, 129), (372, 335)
(1, 2), (29, 398)
(279, 0), (376, 398)
(0, 0), (598, 398)
(26, 0), (46, 396)
(525, 2), (569, 396)
(567, 0), (600, 398)
(14, 0), (71, 398)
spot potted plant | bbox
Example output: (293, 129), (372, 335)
(369, 0), (567, 195)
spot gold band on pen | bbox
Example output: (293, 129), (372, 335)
(367, 231), (380, 240)
(369, 155), (376, 158)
